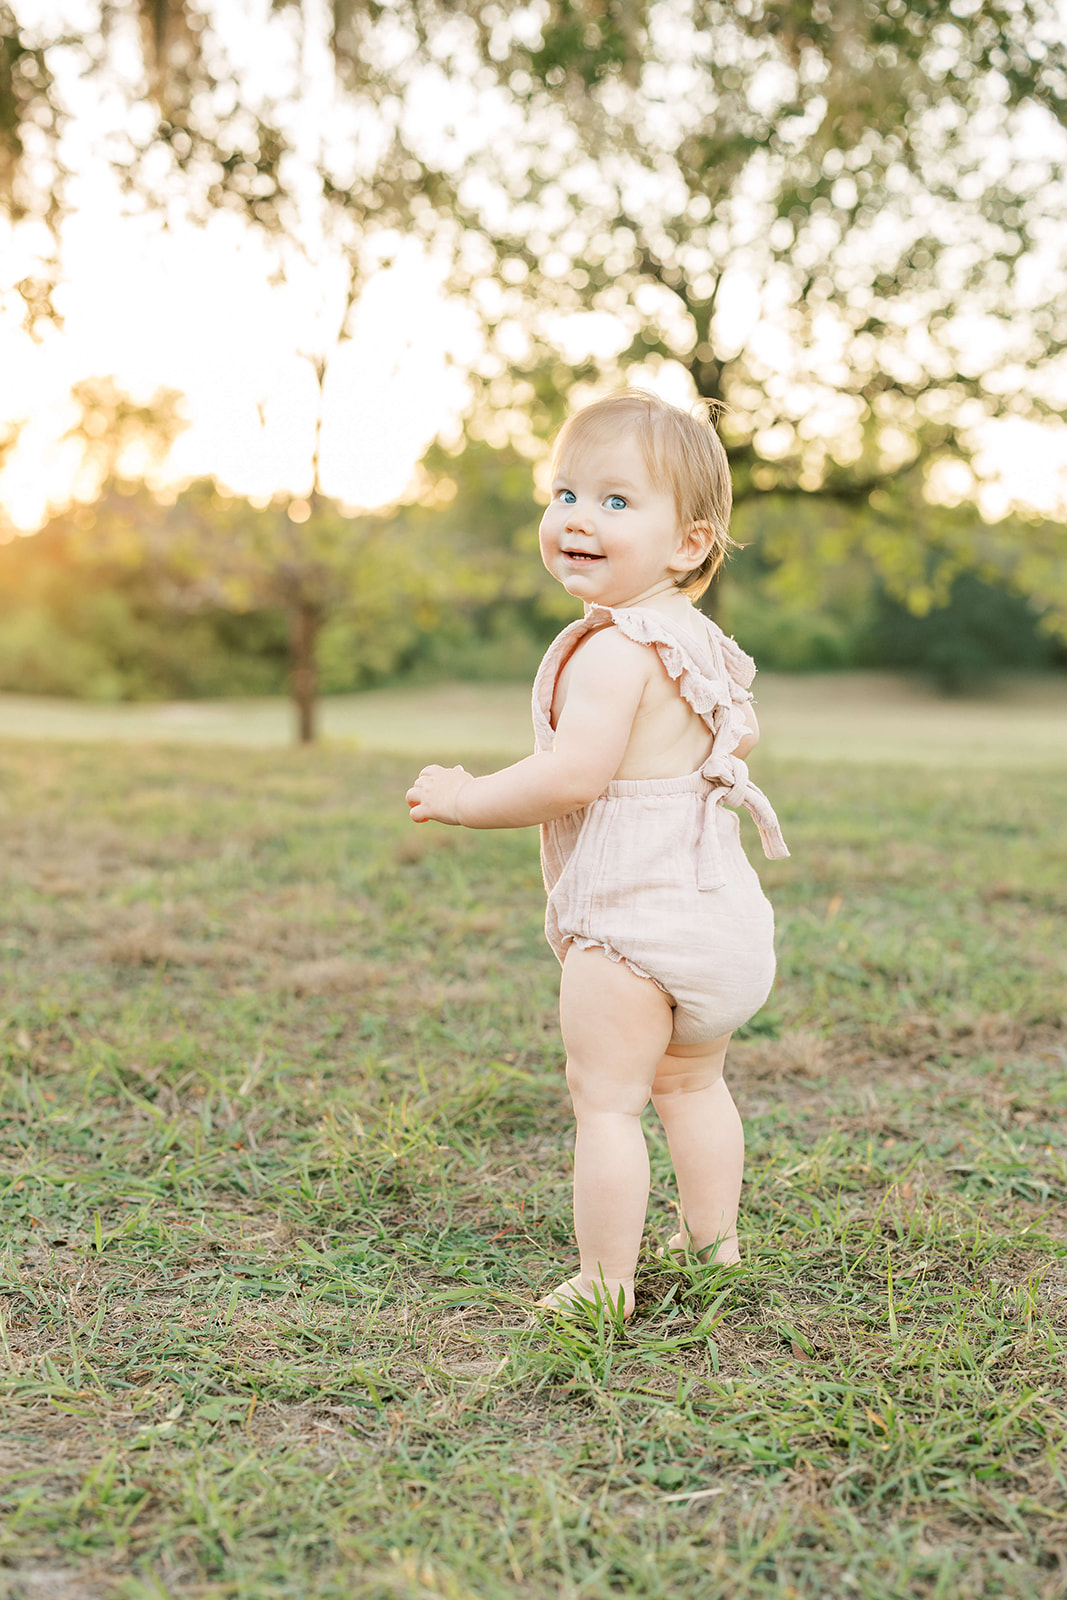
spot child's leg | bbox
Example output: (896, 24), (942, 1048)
(538, 944), (674, 1318)
(650, 1035), (743, 1265)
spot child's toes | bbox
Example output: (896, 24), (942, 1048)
(536, 1275), (590, 1312)
(537, 1273), (604, 1312)
(536, 1275), (634, 1319)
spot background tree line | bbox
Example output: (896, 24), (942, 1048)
(1, 434), (1060, 701)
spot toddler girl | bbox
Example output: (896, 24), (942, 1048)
(406, 392), (788, 1318)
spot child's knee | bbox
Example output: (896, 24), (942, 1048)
(566, 1055), (650, 1117)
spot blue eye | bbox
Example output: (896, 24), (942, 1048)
(559, 489), (576, 504)
(606, 494), (628, 510)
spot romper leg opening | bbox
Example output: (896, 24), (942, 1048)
(562, 935), (675, 1004)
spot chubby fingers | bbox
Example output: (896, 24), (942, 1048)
(406, 764), (470, 826)
(406, 764), (445, 823)
(405, 781), (427, 821)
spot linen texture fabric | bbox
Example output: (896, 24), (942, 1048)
(534, 605), (789, 1045)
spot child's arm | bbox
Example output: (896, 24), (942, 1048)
(734, 702), (759, 761)
(406, 630), (652, 829)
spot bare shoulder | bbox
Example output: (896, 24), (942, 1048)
(552, 623), (652, 731)
(567, 623), (654, 683)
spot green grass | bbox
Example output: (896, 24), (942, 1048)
(0, 737), (1065, 1599)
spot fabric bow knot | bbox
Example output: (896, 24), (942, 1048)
(701, 751), (749, 809)
(696, 752), (790, 892)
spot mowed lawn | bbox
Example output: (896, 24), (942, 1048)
(0, 720), (1065, 1598)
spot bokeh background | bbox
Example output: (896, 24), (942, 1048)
(2, 0), (1066, 743)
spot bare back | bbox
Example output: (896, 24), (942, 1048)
(550, 605), (726, 782)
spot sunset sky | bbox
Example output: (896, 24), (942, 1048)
(0, 201), (478, 527)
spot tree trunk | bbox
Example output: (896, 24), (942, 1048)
(290, 599), (320, 745)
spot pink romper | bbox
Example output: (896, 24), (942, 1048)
(535, 604), (789, 1045)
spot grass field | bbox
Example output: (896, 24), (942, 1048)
(1, 724), (1065, 1598)
(0, 671), (1065, 768)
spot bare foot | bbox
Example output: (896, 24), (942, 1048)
(536, 1273), (635, 1320)
(664, 1232), (741, 1267)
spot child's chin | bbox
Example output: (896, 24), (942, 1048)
(566, 584), (605, 607)
(561, 568), (606, 594)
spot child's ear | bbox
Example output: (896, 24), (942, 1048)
(669, 521), (715, 574)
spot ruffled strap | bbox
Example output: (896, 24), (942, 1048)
(605, 605), (789, 885)
(716, 627), (757, 692)
(532, 603), (736, 747)
(692, 613), (789, 883)
(598, 605), (734, 730)
(531, 613), (594, 752)
(531, 602), (789, 881)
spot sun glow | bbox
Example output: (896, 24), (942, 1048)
(0, 198), (479, 532)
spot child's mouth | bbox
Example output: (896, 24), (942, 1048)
(563, 550), (604, 562)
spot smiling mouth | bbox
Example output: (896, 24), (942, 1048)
(562, 550), (604, 562)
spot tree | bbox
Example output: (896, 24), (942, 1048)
(165, 486), (391, 744)
(48, 372), (553, 737)
(1, 0), (476, 326)
(1, 0), (480, 736)
(449, 6), (1065, 448)
(5, 2), (1066, 632)
(424, 2), (1066, 622)
(43, 375), (340, 738)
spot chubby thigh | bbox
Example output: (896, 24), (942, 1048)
(558, 943), (732, 1103)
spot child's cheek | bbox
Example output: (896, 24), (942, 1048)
(538, 517), (558, 568)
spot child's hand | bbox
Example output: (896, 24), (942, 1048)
(406, 764), (474, 825)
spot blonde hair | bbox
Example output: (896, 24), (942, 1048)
(550, 391), (735, 600)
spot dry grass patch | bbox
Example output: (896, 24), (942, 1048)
(729, 1027), (830, 1080)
